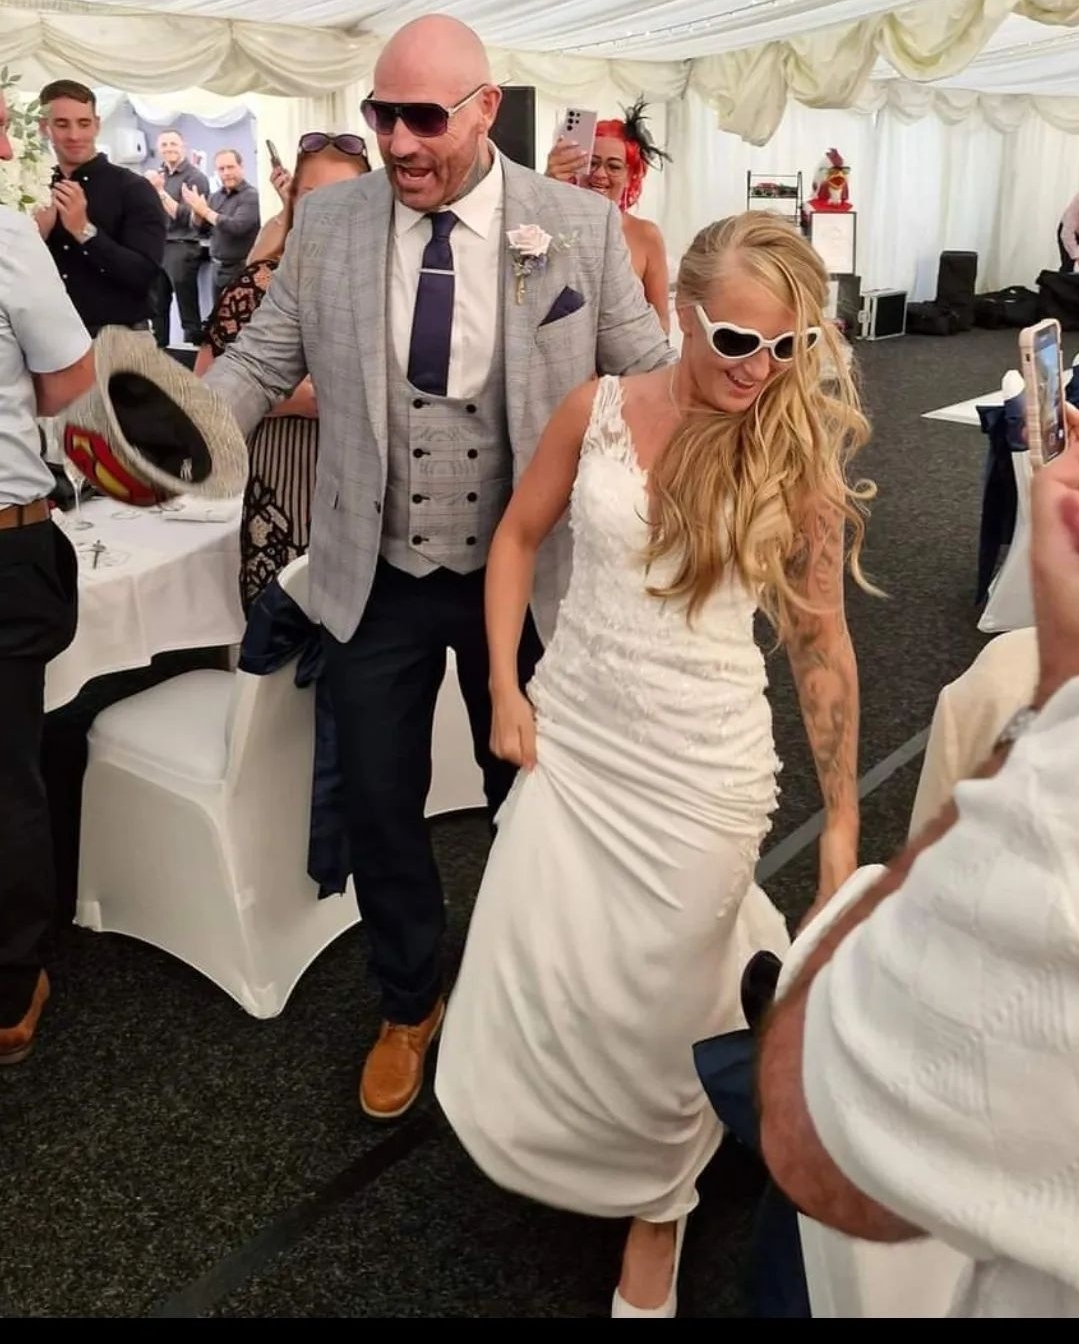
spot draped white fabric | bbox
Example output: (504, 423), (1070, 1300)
(2, 0), (1079, 145)
(664, 86), (1076, 301)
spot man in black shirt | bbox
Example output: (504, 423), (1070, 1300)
(145, 129), (210, 346)
(36, 80), (165, 337)
(181, 148), (260, 297)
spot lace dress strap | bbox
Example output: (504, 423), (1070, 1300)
(581, 375), (638, 475)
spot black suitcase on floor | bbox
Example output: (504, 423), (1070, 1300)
(936, 250), (978, 331)
(975, 285), (1039, 329)
(906, 300), (959, 336)
(1037, 269), (1079, 330)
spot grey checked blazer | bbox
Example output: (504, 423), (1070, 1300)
(203, 156), (674, 643)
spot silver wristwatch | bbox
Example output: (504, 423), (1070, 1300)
(994, 704), (1038, 752)
(77, 223), (98, 243)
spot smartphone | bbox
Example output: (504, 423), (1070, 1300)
(552, 107), (598, 186)
(1019, 318), (1068, 467)
(265, 138), (282, 170)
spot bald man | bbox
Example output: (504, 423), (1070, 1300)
(203, 13), (673, 1121)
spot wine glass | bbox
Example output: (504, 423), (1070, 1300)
(62, 456), (93, 530)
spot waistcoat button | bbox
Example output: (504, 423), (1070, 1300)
(412, 493), (423, 504)
(466, 536), (476, 545)
(412, 534), (423, 545)
(466, 403), (477, 413)
(467, 449), (478, 459)
(467, 492), (477, 502)
(413, 399), (425, 409)
(413, 448), (424, 458)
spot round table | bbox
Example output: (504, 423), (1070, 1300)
(45, 494), (246, 713)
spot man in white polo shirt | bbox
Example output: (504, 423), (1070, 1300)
(0, 90), (96, 1065)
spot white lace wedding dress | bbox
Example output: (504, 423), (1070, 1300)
(435, 376), (790, 1223)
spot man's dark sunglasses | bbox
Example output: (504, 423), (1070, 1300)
(360, 85), (485, 139)
(298, 132), (369, 160)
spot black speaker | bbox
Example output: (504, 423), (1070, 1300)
(935, 250), (978, 330)
(490, 85), (536, 170)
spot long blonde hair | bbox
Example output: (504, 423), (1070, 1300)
(645, 212), (877, 639)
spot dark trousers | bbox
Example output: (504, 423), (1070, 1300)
(322, 560), (543, 1025)
(211, 259), (243, 299)
(154, 241), (204, 345)
(0, 519), (78, 1025)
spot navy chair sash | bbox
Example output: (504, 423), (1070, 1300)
(238, 578), (349, 898)
(975, 391), (1025, 605)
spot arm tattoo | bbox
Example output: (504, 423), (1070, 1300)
(786, 513), (859, 822)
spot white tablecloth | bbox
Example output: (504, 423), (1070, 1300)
(45, 495), (246, 712)
(921, 389), (1001, 427)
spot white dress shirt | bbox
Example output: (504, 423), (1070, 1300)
(390, 152), (504, 402)
(0, 207), (92, 507)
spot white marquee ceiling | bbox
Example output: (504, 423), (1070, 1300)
(13, 0), (1079, 87)
(10, 1), (926, 58)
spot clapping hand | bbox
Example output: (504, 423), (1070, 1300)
(546, 137), (590, 186)
(144, 169), (164, 192)
(181, 183), (209, 217)
(51, 179), (90, 237)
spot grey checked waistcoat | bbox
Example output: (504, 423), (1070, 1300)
(379, 331), (513, 577)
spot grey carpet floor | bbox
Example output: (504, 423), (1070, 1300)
(1, 326), (1042, 1317)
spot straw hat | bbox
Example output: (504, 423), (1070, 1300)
(58, 326), (248, 506)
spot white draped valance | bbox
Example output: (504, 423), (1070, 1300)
(690, 0), (1079, 144)
(1, 0), (1078, 144)
(858, 76), (1079, 133)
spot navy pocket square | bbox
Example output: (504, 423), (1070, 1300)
(540, 287), (586, 327)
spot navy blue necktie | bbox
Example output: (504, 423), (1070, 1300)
(407, 210), (458, 397)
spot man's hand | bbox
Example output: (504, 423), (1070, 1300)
(181, 183), (210, 219)
(1031, 402), (1079, 707)
(51, 180), (90, 238)
(34, 204), (58, 239)
(144, 169), (164, 192)
(546, 137), (589, 185)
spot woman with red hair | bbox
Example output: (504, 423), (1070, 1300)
(547, 98), (672, 332)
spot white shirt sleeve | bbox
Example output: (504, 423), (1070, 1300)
(1, 210), (92, 374)
(802, 678), (1079, 1295)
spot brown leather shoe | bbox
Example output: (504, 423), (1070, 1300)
(359, 997), (445, 1121)
(0, 970), (50, 1066)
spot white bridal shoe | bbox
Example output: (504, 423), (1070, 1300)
(611, 1215), (688, 1319)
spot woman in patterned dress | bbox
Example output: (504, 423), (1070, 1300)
(195, 132), (370, 612)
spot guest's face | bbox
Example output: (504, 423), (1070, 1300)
(681, 267), (794, 415)
(214, 152), (243, 190)
(293, 152), (367, 201)
(0, 96), (11, 161)
(371, 61), (501, 212)
(42, 96), (100, 169)
(157, 132), (184, 167)
(586, 135), (628, 205)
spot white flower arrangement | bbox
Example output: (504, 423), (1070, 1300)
(0, 68), (55, 215)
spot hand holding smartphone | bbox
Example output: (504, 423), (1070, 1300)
(552, 108), (598, 187)
(1019, 318), (1068, 468)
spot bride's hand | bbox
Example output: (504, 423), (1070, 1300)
(490, 688), (537, 770)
